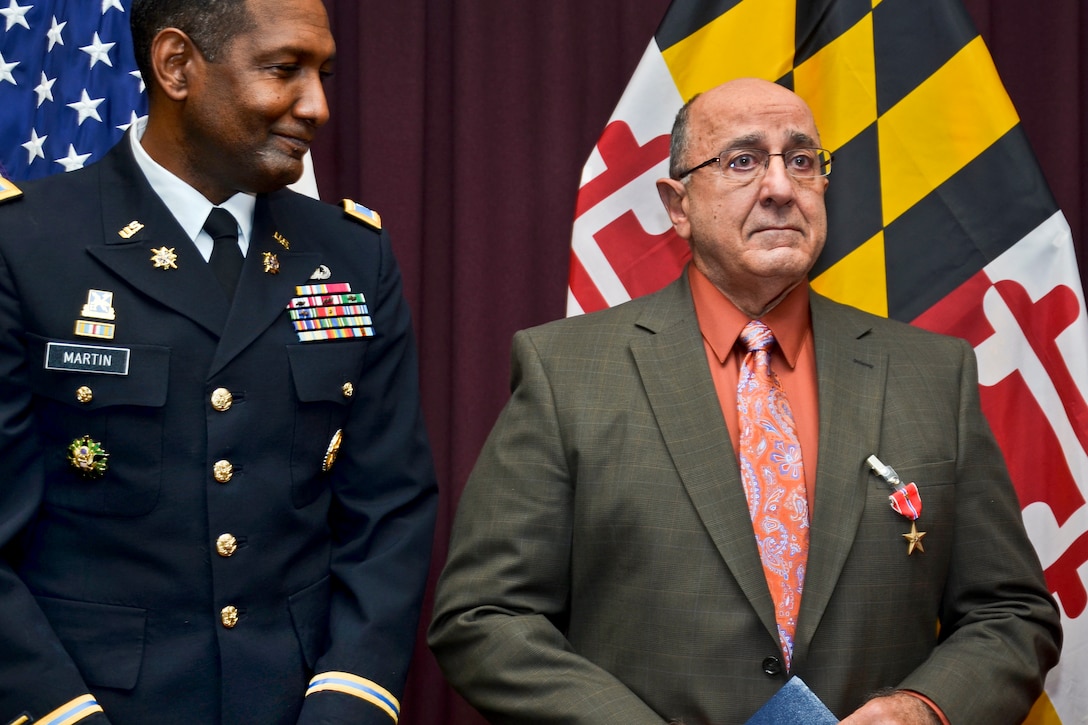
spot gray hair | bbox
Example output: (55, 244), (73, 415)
(668, 92), (701, 181)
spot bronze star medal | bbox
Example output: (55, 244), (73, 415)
(150, 246), (178, 270)
(867, 455), (927, 556)
(902, 521), (927, 555)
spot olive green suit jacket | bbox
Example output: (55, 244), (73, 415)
(429, 273), (1060, 724)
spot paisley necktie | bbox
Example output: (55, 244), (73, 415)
(737, 319), (809, 669)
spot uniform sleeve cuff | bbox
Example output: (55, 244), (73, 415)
(306, 671), (401, 723)
(36, 694), (104, 725)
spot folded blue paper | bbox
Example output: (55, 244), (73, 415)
(743, 676), (839, 724)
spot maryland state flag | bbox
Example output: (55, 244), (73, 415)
(569, 0), (1086, 721)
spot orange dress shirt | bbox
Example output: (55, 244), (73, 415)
(688, 264), (818, 512)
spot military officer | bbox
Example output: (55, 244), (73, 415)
(0, 0), (437, 723)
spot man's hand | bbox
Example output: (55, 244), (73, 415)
(840, 692), (941, 725)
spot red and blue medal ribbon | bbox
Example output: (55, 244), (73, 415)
(866, 454), (923, 521)
(889, 482), (922, 520)
(867, 455), (927, 555)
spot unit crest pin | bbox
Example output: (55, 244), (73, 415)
(150, 247), (178, 270)
(263, 251), (280, 274)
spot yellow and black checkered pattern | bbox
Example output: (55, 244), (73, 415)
(655, 0), (1059, 323)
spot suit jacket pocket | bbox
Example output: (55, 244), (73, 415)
(860, 458), (955, 587)
(27, 335), (169, 517)
(288, 576), (331, 670)
(286, 342), (365, 508)
(36, 595), (147, 691)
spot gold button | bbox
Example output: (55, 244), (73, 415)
(342, 382), (354, 398)
(213, 460), (234, 483)
(76, 386), (93, 404)
(220, 605), (239, 628)
(216, 533), (238, 557)
(210, 388), (233, 412)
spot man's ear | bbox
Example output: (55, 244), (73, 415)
(656, 177), (692, 241)
(149, 28), (199, 102)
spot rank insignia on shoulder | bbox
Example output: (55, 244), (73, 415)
(0, 175), (23, 203)
(341, 199), (382, 231)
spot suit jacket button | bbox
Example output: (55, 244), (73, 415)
(220, 605), (239, 628)
(216, 533), (238, 557)
(761, 655), (782, 676)
(76, 386), (93, 404)
(213, 460), (234, 483)
(210, 387), (233, 411)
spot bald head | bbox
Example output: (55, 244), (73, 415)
(670, 79), (823, 180)
(656, 78), (830, 316)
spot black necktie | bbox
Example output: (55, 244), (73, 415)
(204, 208), (243, 300)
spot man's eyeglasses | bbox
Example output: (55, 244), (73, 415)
(675, 147), (833, 182)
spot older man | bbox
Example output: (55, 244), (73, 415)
(429, 78), (1060, 724)
(0, 1), (436, 723)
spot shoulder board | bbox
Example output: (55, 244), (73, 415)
(0, 175), (23, 204)
(341, 199), (382, 231)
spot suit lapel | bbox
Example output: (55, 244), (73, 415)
(209, 194), (320, 377)
(630, 276), (779, 644)
(631, 283), (891, 663)
(792, 293), (887, 665)
(86, 143), (228, 336)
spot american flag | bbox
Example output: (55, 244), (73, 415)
(0, 0), (145, 181)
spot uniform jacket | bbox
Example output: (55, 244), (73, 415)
(429, 272), (1061, 725)
(0, 141), (437, 725)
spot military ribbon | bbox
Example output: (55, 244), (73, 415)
(867, 455), (926, 555)
(889, 482), (922, 521)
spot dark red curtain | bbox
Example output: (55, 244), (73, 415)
(309, 3), (1086, 723)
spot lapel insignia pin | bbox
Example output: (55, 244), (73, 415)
(68, 435), (109, 478)
(117, 220), (145, 239)
(273, 231), (290, 249)
(263, 251), (280, 274)
(867, 455), (926, 556)
(310, 264), (331, 280)
(150, 247), (178, 270)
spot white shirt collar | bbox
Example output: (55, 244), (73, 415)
(128, 118), (256, 260)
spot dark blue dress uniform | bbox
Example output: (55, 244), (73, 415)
(0, 140), (437, 725)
